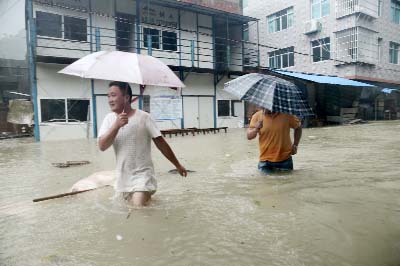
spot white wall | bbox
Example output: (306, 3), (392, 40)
(37, 65), (244, 141)
(36, 63), (92, 141)
(216, 76), (245, 128)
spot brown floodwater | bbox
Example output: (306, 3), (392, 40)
(1, 121), (400, 266)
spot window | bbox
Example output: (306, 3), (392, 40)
(36, 11), (62, 38)
(269, 47), (295, 68)
(243, 26), (249, 41)
(218, 100), (243, 117)
(267, 7), (294, 33)
(143, 28), (160, 49)
(116, 14), (136, 52)
(378, 38), (383, 62)
(231, 100), (243, 117)
(390, 42), (399, 64)
(312, 37), (330, 62)
(218, 100), (230, 117)
(378, 0), (384, 16)
(311, 0), (330, 19)
(143, 95), (150, 113)
(40, 99), (89, 123)
(64, 16), (87, 42)
(67, 99), (90, 121)
(40, 99), (65, 122)
(162, 31), (177, 51)
(36, 11), (87, 41)
(392, 0), (400, 24)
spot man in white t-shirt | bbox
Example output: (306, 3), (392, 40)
(98, 81), (187, 206)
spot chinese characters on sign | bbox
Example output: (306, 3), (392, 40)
(150, 96), (183, 120)
(141, 5), (178, 28)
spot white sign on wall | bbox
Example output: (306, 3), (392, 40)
(150, 96), (182, 120)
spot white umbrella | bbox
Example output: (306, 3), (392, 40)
(58, 51), (185, 88)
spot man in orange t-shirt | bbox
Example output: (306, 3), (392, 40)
(247, 109), (302, 174)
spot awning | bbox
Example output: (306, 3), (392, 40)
(382, 88), (400, 94)
(273, 70), (375, 87)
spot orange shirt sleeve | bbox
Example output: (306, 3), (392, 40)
(289, 115), (301, 129)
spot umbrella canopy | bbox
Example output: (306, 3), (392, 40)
(58, 51), (185, 88)
(224, 73), (313, 117)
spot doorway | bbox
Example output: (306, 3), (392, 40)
(183, 96), (214, 128)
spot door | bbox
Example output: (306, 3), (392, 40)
(199, 97), (214, 128)
(183, 96), (214, 128)
(183, 97), (199, 128)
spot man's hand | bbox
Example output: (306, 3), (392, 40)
(291, 144), (298, 155)
(115, 112), (128, 128)
(247, 120), (263, 140)
(255, 120), (263, 129)
(176, 164), (187, 177)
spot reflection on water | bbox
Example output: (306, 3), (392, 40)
(1, 121), (400, 266)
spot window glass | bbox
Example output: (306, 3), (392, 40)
(162, 31), (177, 51)
(64, 16), (87, 42)
(392, 0), (400, 24)
(36, 11), (62, 38)
(67, 99), (89, 122)
(218, 100), (230, 116)
(40, 99), (65, 122)
(143, 28), (160, 49)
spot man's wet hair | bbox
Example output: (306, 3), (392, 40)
(109, 81), (132, 100)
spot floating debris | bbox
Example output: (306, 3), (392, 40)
(346, 119), (368, 125)
(116, 235), (123, 241)
(52, 160), (90, 168)
(168, 169), (196, 174)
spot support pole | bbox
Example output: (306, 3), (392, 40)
(226, 16), (230, 71)
(178, 10), (184, 129)
(212, 16), (217, 128)
(136, 0), (143, 110)
(256, 20), (260, 68)
(89, 0), (97, 138)
(27, 0), (40, 141)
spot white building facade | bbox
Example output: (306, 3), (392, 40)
(5, 0), (258, 141)
(244, 0), (400, 86)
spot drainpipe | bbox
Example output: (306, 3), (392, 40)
(27, 0), (40, 141)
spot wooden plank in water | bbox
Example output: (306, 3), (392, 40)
(33, 189), (94, 202)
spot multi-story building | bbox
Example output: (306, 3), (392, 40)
(0, 0), (258, 141)
(244, 0), (400, 120)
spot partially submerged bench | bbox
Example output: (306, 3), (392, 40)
(161, 127), (228, 137)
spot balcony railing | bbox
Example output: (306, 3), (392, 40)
(336, 0), (379, 18)
(33, 1), (259, 73)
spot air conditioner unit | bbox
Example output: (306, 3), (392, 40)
(304, 20), (322, 35)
